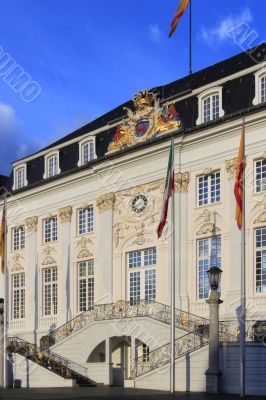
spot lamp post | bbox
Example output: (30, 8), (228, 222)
(205, 267), (223, 393)
(0, 298), (4, 388)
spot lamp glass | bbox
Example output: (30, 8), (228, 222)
(207, 267), (222, 290)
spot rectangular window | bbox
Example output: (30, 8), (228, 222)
(130, 271), (141, 304)
(197, 236), (221, 300)
(43, 217), (58, 243)
(78, 207), (94, 234)
(255, 228), (266, 293)
(78, 260), (94, 312)
(12, 273), (25, 319)
(16, 168), (25, 189)
(12, 227), (25, 251)
(261, 76), (266, 103)
(197, 172), (220, 206)
(127, 247), (157, 303)
(83, 142), (94, 164)
(255, 159), (266, 193)
(48, 155), (58, 178)
(212, 95), (219, 120)
(203, 94), (220, 123)
(203, 97), (211, 122)
(43, 267), (58, 316)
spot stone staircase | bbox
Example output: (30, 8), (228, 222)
(8, 337), (95, 386)
(40, 300), (209, 350)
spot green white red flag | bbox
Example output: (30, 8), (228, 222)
(157, 141), (174, 238)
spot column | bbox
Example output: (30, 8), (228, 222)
(25, 217), (38, 343)
(96, 193), (115, 304)
(175, 172), (190, 311)
(57, 206), (72, 326)
(105, 337), (113, 386)
(205, 289), (223, 393)
(130, 336), (137, 378)
(225, 159), (241, 316)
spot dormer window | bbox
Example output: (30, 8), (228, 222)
(253, 68), (266, 105)
(196, 86), (224, 125)
(13, 163), (28, 190)
(78, 136), (96, 167)
(43, 151), (61, 179)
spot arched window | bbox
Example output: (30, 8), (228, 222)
(43, 150), (61, 179)
(253, 68), (266, 105)
(196, 86), (224, 125)
(13, 163), (28, 190)
(78, 136), (96, 167)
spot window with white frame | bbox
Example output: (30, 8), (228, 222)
(78, 137), (96, 167)
(43, 151), (61, 179)
(196, 87), (224, 125)
(13, 164), (28, 190)
(255, 159), (266, 193)
(78, 207), (94, 234)
(43, 217), (58, 243)
(12, 273), (25, 319)
(197, 236), (221, 300)
(197, 172), (220, 206)
(253, 69), (266, 105)
(78, 260), (94, 312)
(127, 247), (157, 304)
(142, 344), (150, 362)
(255, 228), (266, 293)
(12, 226), (25, 251)
(43, 267), (58, 316)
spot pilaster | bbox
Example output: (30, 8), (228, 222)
(96, 193), (115, 304)
(175, 172), (190, 311)
(57, 206), (72, 326)
(25, 216), (38, 342)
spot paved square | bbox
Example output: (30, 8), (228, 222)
(0, 388), (262, 400)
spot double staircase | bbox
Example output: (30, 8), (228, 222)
(40, 300), (210, 350)
(9, 300), (234, 384)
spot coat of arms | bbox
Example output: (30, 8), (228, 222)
(107, 90), (182, 154)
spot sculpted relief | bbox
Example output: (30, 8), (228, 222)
(107, 90), (182, 154)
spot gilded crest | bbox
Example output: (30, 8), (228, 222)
(108, 90), (182, 153)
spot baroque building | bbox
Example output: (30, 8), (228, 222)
(1, 44), (266, 394)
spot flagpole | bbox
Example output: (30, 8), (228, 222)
(189, 0), (192, 75)
(170, 138), (176, 394)
(3, 194), (8, 388)
(240, 118), (246, 398)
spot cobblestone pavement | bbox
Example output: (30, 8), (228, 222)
(0, 387), (262, 400)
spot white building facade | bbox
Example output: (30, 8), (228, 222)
(1, 44), (266, 394)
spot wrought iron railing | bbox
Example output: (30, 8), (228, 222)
(219, 320), (266, 343)
(131, 330), (209, 378)
(40, 300), (209, 350)
(8, 336), (93, 384)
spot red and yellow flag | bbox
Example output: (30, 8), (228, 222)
(169, 0), (190, 37)
(234, 123), (245, 230)
(0, 207), (5, 273)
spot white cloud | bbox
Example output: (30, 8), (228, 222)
(0, 102), (43, 175)
(149, 24), (163, 43)
(199, 7), (253, 46)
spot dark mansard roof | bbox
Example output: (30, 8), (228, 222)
(5, 42), (266, 194)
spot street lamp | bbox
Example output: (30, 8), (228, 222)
(205, 267), (223, 393)
(207, 266), (222, 291)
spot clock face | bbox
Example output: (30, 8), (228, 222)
(130, 193), (148, 216)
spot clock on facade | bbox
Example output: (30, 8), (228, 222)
(130, 193), (148, 216)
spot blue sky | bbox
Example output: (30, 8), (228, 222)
(0, 0), (264, 175)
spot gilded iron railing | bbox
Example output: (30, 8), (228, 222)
(40, 300), (209, 350)
(131, 330), (209, 378)
(219, 320), (266, 343)
(8, 336), (93, 384)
